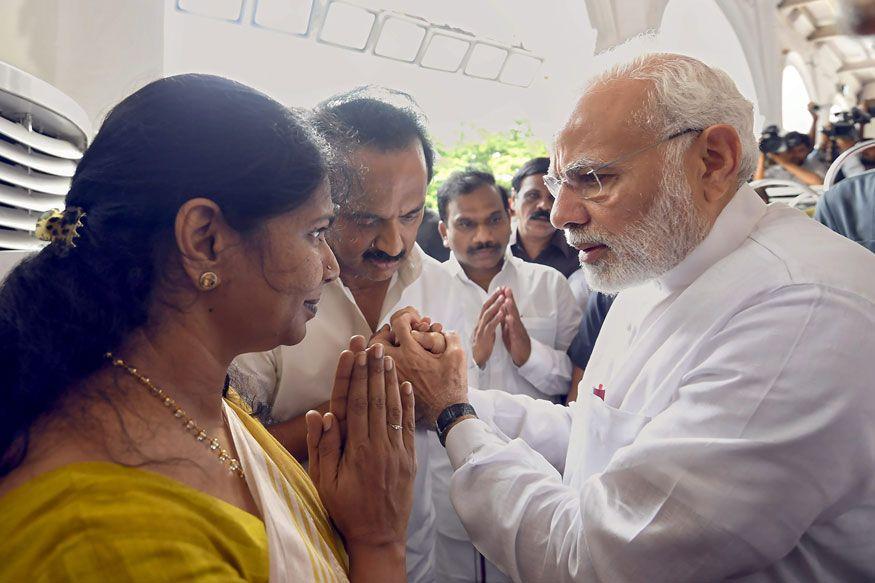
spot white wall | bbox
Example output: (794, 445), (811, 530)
(162, 0), (592, 145)
(0, 0), (165, 128)
(1, 0), (761, 146)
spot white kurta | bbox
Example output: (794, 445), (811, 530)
(441, 250), (581, 401)
(444, 185), (875, 582)
(429, 251), (581, 581)
(233, 244), (446, 583)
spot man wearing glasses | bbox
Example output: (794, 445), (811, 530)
(380, 53), (875, 581)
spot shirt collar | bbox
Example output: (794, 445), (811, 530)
(654, 184), (767, 292)
(446, 246), (517, 285)
(509, 227), (575, 258)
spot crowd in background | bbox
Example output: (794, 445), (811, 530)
(753, 100), (875, 187)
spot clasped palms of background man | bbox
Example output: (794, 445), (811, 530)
(471, 287), (532, 369)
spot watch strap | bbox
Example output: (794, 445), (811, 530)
(436, 403), (477, 447)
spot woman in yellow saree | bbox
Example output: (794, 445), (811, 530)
(0, 74), (416, 582)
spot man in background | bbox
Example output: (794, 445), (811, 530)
(232, 87), (441, 582)
(509, 157), (580, 278)
(753, 130), (826, 185)
(428, 168), (579, 582)
(437, 170), (580, 405)
(417, 207), (450, 262)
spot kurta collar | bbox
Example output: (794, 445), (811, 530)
(654, 184), (767, 292)
(509, 228), (575, 258)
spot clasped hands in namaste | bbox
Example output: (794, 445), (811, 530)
(304, 308), (468, 578)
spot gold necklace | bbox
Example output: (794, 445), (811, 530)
(105, 353), (245, 479)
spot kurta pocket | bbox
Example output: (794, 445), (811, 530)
(565, 394), (652, 488)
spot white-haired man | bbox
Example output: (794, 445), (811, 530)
(376, 53), (875, 581)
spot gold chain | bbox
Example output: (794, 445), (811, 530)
(105, 353), (245, 479)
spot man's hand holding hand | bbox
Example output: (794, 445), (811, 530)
(371, 307), (468, 427)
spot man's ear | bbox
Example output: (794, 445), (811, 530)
(698, 124), (742, 203)
(438, 221), (450, 248)
(509, 194), (518, 217)
(174, 197), (240, 288)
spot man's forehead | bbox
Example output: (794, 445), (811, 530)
(343, 144), (427, 212)
(517, 173), (549, 193)
(352, 139), (423, 164)
(450, 186), (505, 217)
(554, 78), (651, 168)
(343, 188), (424, 215)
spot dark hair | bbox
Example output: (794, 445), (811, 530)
(436, 169), (508, 222)
(313, 86), (435, 202)
(784, 131), (812, 150)
(0, 74), (330, 475)
(511, 157), (550, 193)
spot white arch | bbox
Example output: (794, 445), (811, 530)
(781, 60), (813, 133)
(714, 0), (782, 125)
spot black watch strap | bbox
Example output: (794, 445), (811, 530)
(436, 403), (477, 447)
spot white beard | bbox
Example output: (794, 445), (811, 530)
(566, 164), (711, 294)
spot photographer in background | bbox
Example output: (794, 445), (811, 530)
(754, 125), (826, 185)
(815, 108), (873, 182)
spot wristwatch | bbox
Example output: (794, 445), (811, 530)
(436, 403), (477, 447)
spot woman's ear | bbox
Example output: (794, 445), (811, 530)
(174, 198), (240, 288)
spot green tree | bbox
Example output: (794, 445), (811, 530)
(427, 122), (548, 208)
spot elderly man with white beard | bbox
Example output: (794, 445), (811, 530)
(374, 53), (875, 582)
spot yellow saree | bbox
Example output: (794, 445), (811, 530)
(0, 396), (347, 582)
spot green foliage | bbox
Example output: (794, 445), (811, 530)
(427, 122), (548, 208)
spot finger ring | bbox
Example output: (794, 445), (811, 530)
(388, 423), (402, 431)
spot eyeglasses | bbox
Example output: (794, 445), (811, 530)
(543, 128), (703, 200)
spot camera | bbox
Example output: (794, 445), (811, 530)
(825, 108), (869, 140)
(849, 107), (871, 124)
(758, 125), (809, 154)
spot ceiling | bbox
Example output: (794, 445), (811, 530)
(779, 0), (875, 88)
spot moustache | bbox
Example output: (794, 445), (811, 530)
(529, 210), (552, 221)
(467, 242), (502, 254)
(565, 227), (609, 250)
(363, 248), (405, 262)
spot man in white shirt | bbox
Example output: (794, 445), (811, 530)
(428, 169), (580, 581)
(378, 54), (875, 581)
(436, 169), (580, 402)
(232, 87), (441, 582)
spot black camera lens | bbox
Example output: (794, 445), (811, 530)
(830, 121), (857, 139)
(759, 125), (784, 154)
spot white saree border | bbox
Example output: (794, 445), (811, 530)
(223, 401), (349, 582)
